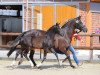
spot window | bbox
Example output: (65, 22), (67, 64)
(0, 5), (22, 33)
(90, 3), (100, 12)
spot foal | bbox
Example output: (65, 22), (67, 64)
(7, 23), (62, 68)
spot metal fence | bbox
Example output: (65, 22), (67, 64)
(0, 33), (100, 49)
(0, 0), (90, 3)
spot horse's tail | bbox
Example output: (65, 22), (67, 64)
(7, 32), (26, 57)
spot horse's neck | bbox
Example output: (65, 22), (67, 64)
(62, 25), (75, 40)
(46, 32), (56, 40)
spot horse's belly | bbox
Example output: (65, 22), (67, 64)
(32, 37), (44, 49)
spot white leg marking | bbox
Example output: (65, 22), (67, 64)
(37, 63), (42, 68)
(11, 61), (16, 66)
(29, 60), (34, 68)
(59, 61), (63, 66)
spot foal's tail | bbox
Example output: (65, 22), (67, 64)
(7, 32), (26, 57)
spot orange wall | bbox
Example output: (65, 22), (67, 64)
(42, 6), (54, 30)
(24, 5), (76, 31)
(56, 5), (76, 26)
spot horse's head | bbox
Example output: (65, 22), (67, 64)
(74, 16), (88, 33)
(46, 22), (62, 36)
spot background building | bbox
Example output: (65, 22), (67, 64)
(0, 0), (99, 48)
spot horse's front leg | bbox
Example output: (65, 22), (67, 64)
(60, 49), (75, 68)
(29, 50), (37, 68)
(65, 51), (75, 68)
(37, 48), (48, 68)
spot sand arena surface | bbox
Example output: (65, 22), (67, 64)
(0, 59), (100, 75)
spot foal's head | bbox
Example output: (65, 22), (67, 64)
(46, 23), (62, 36)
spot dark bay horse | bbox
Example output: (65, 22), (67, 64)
(7, 16), (87, 68)
(7, 29), (46, 66)
(37, 16), (87, 68)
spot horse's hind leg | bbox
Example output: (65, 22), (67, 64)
(37, 48), (48, 68)
(18, 49), (30, 65)
(18, 51), (24, 65)
(10, 50), (20, 66)
(50, 48), (61, 66)
(23, 51), (30, 61)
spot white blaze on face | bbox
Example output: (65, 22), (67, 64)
(75, 29), (80, 33)
(76, 20), (79, 23)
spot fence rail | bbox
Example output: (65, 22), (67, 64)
(0, 33), (100, 50)
(0, 32), (21, 36)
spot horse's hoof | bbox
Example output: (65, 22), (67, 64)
(18, 62), (21, 65)
(71, 65), (76, 68)
(31, 66), (34, 69)
(18, 59), (24, 65)
(59, 61), (63, 66)
(33, 65), (41, 69)
(29, 60), (34, 67)
(9, 65), (17, 69)
(36, 63), (42, 68)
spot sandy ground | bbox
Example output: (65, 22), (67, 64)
(0, 60), (100, 75)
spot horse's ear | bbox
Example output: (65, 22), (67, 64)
(75, 16), (81, 23)
(77, 16), (81, 20)
(56, 22), (60, 26)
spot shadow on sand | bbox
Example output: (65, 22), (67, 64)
(6, 64), (70, 70)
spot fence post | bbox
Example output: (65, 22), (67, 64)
(40, 49), (42, 59)
(89, 33), (93, 61)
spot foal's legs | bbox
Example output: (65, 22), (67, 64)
(18, 50), (30, 65)
(18, 51), (24, 65)
(41, 49), (48, 63)
(10, 50), (21, 66)
(37, 48), (48, 68)
(37, 48), (61, 67)
(65, 52), (75, 68)
(16, 46), (30, 65)
(50, 48), (61, 66)
(29, 50), (37, 68)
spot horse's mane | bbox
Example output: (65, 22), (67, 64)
(46, 25), (55, 33)
(46, 24), (59, 35)
(61, 18), (75, 28)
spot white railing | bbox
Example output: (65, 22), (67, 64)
(0, 0), (90, 3)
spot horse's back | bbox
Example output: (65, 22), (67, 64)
(32, 35), (45, 49)
(23, 29), (46, 37)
